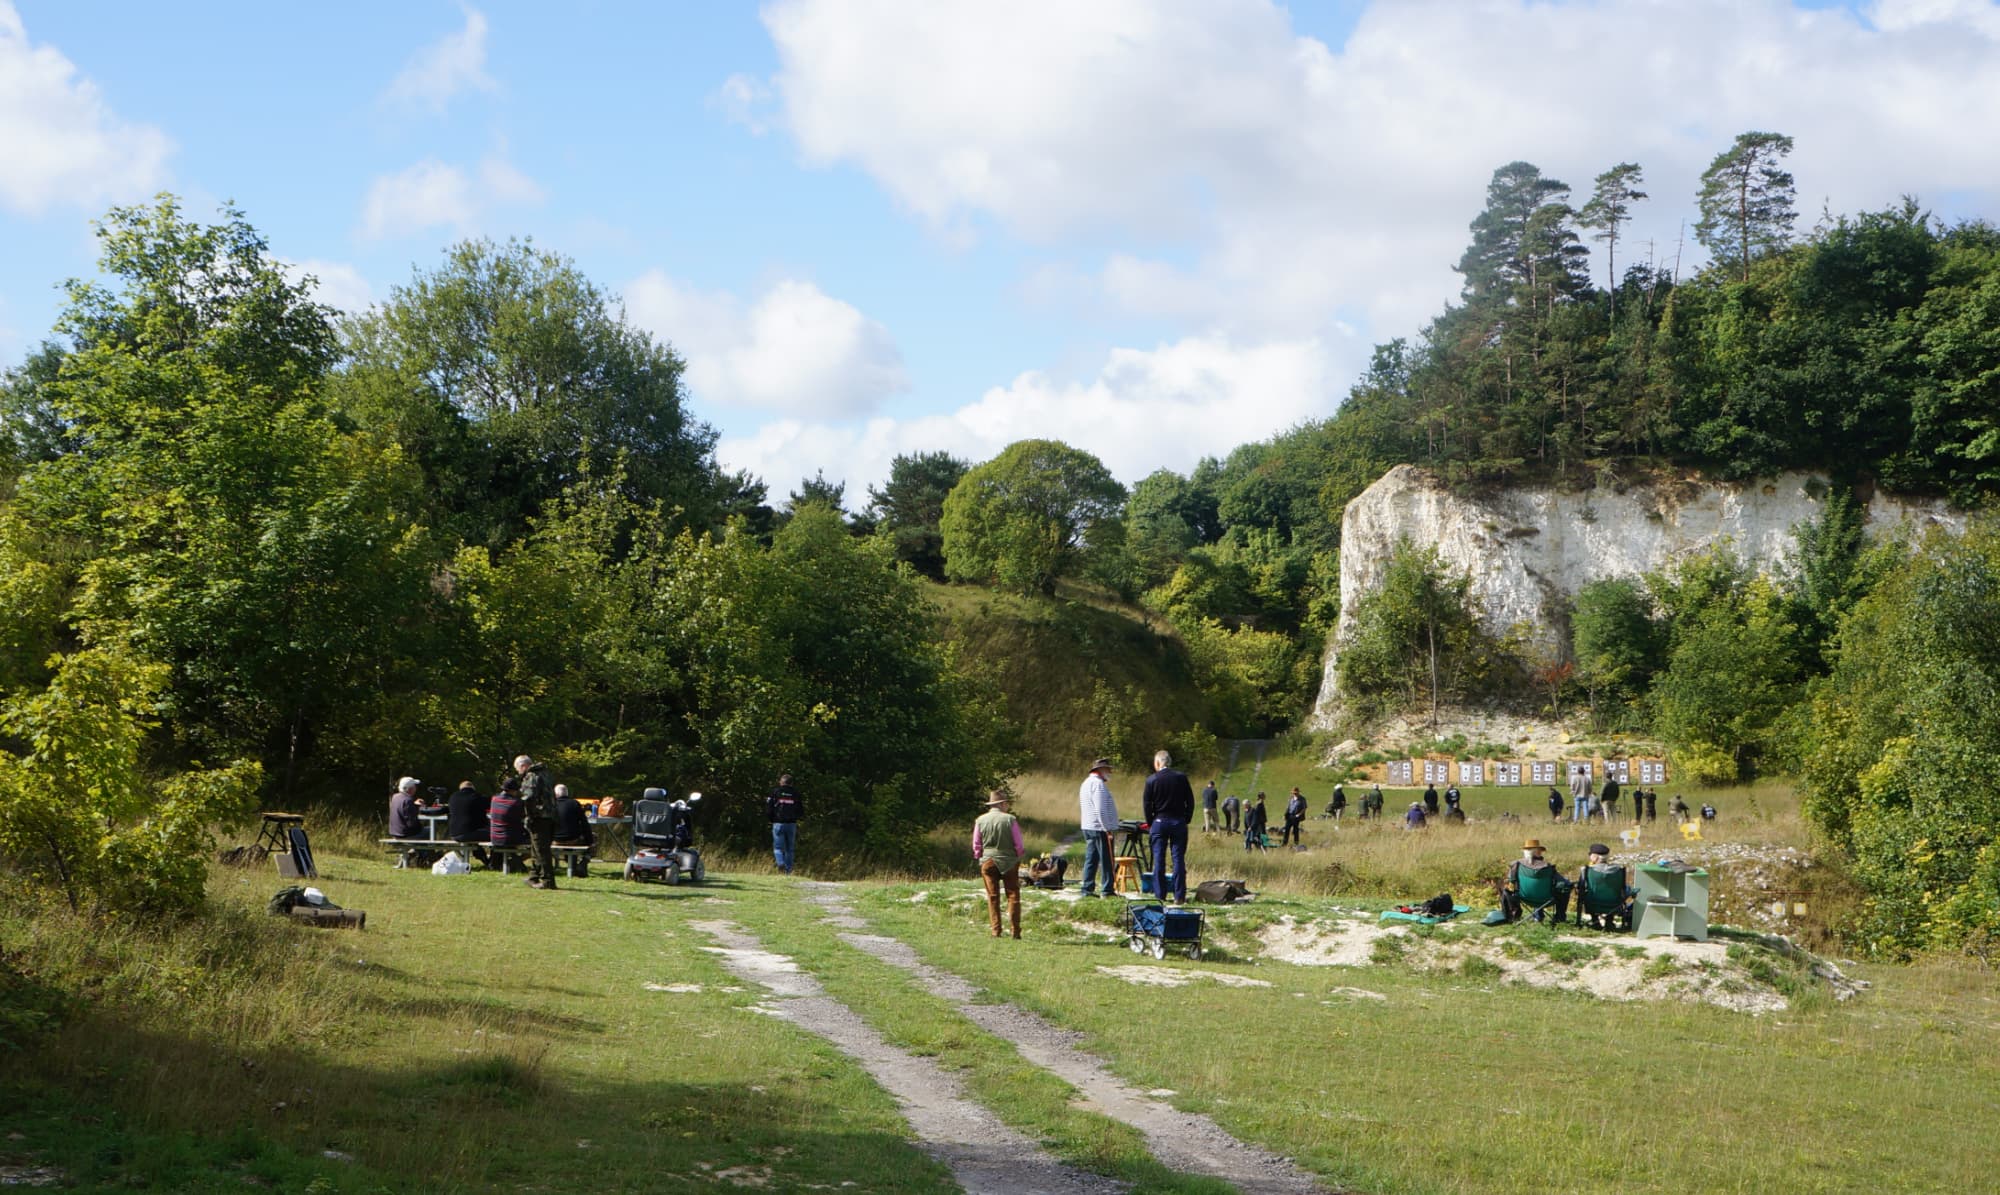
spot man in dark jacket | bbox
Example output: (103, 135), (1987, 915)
(1423, 783), (1440, 815)
(1242, 792), (1268, 850)
(515, 754), (558, 890)
(447, 780), (489, 865)
(1141, 750), (1195, 903)
(1280, 787), (1307, 846)
(553, 784), (595, 847)
(768, 773), (803, 874)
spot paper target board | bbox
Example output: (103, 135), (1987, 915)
(1457, 761), (1485, 786)
(1529, 761), (1558, 786)
(1494, 762), (1522, 786)
(1637, 759), (1668, 785)
(1423, 759), (1450, 785)
(1384, 759), (1414, 784)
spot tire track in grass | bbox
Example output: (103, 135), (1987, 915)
(690, 919), (1123, 1195)
(800, 885), (1340, 1195)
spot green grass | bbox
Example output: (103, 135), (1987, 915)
(6, 800), (1997, 1194)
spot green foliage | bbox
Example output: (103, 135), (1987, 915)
(940, 439), (1126, 595)
(1694, 132), (1797, 282)
(1081, 679), (1148, 769)
(866, 450), (967, 579)
(1570, 578), (1662, 729)
(0, 648), (259, 914)
(1801, 525), (2000, 955)
(334, 237), (721, 548)
(1338, 541), (1498, 726)
(1650, 575), (1799, 784)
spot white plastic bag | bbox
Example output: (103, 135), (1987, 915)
(431, 850), (470, 876)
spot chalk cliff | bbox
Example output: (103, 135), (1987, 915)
(1309, 466), (1964, 728)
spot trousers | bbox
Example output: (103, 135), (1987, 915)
(979, 858), (1021, 937)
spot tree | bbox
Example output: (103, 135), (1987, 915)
(1651, 579), (1798, 783)
(786, 470), (846, 513)
(1800, 527), (2000, 955)
(940, 440), (1126, 595)
(1695, 132), (1797, 282)
(1578, 163), (1648, 318)
(1456, 162), (1582, 305)
(1337, 541), (1493, 731)
(1570, 578), (1662, 729)
(866, 451), (968, 579)
(335, 238), (722, 547)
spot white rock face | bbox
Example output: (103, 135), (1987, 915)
(1309, 465), (1964, 728)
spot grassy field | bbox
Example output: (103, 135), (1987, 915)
(3, 780), (1995, 1193)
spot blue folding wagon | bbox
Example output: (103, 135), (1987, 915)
(1122, 901), (1204, 960)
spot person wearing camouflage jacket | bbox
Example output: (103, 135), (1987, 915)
(515, 754), (558, 889)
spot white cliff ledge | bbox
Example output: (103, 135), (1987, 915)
(1309, 465), (1964, 729)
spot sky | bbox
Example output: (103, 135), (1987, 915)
(4, 0), (2000, 504)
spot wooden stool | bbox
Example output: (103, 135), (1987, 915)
(1112, 857), (1140, 894)
(255, 812), (305, 855)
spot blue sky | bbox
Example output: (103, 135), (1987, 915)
(4, 0), (1998, 501)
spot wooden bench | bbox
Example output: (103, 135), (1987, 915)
(379, 840), (593, 877)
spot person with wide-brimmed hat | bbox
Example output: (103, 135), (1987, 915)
(1077, 757), (1120, 897)
(972, 790), (1026, 938)
(1500, 837), (1570, 922)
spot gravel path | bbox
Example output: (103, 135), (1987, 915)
(801, 884), (1340, 1195)
(690, 918), (1123, 1195)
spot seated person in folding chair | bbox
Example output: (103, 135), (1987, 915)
(1575, 843), (1635, 931)
(553, 784), (595, 848)
(447, 779), (490, 865)
(1500, 839), (1570, 923)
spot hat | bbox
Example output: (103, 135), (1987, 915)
(1589, 843), (1611, 856)
(501, 777), (520, 792)
(1521, 838), (1545, 851)
(1088, 757), (1114, 772)
(982, 792), (1013, 807)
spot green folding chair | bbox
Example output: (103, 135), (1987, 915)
(1576, 864), (1635, 931)
(1514, 863), (1569, 923)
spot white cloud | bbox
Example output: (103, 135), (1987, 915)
(714, 333), (1351, 496)
(383, 5), (495, 111)
(0, 1), (173, 216)
(752, 0), (2000, 339)
(357, 155), (544, 240)
(278, 258), (374, 314)
(625, 272), (908, 417)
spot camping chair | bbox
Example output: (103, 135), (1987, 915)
(1576, 864), (1635, 931)
(1514, 864), (1569, 923)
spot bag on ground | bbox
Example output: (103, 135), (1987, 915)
(431, 850), (470, 876)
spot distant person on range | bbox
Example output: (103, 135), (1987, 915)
(1633, 787), (1647, 823)
(515, 754), (559, 890)
(1599, 774), (1621, 822)
(1672, 794), (1691, 823)
(1369, 783), (1385, 818)
(1403, 801), (1427, 830)
(1444, 783), (1461, 813)
(1202, 779), (1220, 833)
(972, 790), (1026, 939)
(1423, 783), (1440, 815)
(1569, 766), (1593, 823)
(1548, 787), (1564, 821)
(1645, 788), (1659, 822)
(1327, 782), (1347, 819)
(1142, 750), (1195, 903)
(1701, 801), (1717, 821)
(1243, 792), (1269, 851)
(768, 773), (803, 874)
(1221, 791), (1242, 833)
(1077, 757), (1120, 898)
(1280, 787), (1307, 846)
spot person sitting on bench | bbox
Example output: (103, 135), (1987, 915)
(553, 784), (595, 847)
(447, 779), (489, 862)
(488, 778), (527, 858)
(388, 776), (427, 840)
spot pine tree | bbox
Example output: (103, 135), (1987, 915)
(1694, 132), (1797, 281)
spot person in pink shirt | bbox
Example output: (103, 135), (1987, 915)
(971, 790), (1027, 939)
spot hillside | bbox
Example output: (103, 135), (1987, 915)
(922, 580), (1211, 769)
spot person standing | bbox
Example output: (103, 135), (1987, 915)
(1078, 758), (1120, 897)
(1142, 750), (1195, 904)
(1280, 787), (1307, 846)
(1645, 789), (1659, 822)
(515, 754), (558, 890)
(1444, 784), (1461, 813)
(1327, 782), (1347, 819)
(1423, 783), (1440, 815)
(1201, 780), (1220, 833)
(1370, 784), (1385, 819)
(1548, 786), (1564, 821)
(1221, 791), (1242, 833)
(1569, 765), (1593, 824)
(1599, 774), (1621, 823)
(767, 773), (803, 874)
(1243, 792), (1269, 851)
(972, 790), (1026, 939)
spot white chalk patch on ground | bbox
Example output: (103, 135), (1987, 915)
(644, 982), (703, 993)
(1096, 965), (1273, 988)
(1147, 1089), (1177, 1098)
(1326, 986), (1387, 1000)
(1258, 914), (1400, 968)
(907, 891), (930, 902)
